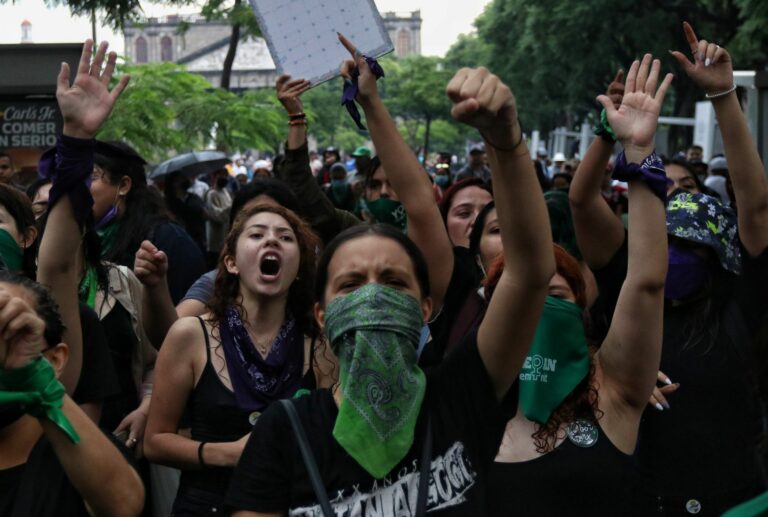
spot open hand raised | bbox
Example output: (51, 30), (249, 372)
(57, 39), (130, 140)
(670, 22), (733, 97)
(276, 75), (311, 115)
(446, 67), (520, 151)
(597, 54), (673, 160)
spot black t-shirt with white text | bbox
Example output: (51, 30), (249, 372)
(227, 330), (511, 516)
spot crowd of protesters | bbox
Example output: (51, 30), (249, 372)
(0, 20), (767, 517)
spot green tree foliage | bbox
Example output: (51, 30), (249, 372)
(99, 62), (283, 161)
(472, 0), (768, 135)
(300, 80), (369, 151)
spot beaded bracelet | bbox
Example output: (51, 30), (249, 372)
(705, 84), (737, 100)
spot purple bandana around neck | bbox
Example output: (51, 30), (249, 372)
(218, 307), (304, 412)
(341, 56), (385, 130)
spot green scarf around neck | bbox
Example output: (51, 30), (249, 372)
(324, 283), (426, 479)
(96, 220), (121, 259)
(0, 229), (24, 273)
(519, 296), (590, 424)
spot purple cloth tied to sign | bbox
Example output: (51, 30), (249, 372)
(341, 56), (385, 130)
(218, 306), (304, 412)
(38, 135), (95, 229)
(612, 150), (672, 203)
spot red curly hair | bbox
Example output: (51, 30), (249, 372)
(484, 244), (601, 453)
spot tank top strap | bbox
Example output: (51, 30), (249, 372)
(197, 316), (212, 364)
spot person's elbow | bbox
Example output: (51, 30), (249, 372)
(89, 466), (145, 517)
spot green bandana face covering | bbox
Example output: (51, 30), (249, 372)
(365, 198), (407, 232)
(519, 296), (590, 424)
(324, 283), (426, 479)
(78, 266), (98, 309)
(0, 229), (23, 272)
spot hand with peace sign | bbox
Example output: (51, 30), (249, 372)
(670, 22), (734, 98)
(597, 54), (673, 163)
(57, 39), (130, 140)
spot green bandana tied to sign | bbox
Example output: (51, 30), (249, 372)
(96, 220), (121, 259)
(519, 296), (590, 424)
(78, 265), (98, 309)
(0, 357), (80, 443)
(0, 229), (23, 272)
(324, 283), (425, 479)
(365, 198), (407, 232)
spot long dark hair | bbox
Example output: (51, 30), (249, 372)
(315, 224), (431, 305)
(208, 203), (320, 336)
(0, 184), (38, 279)
(484, 244), (599, 453)
(95, 141), (171, 266)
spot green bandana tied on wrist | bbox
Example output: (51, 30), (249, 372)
(0, 357), (80, 443)
(519, 296), (590, 424)
(0, 229), (24, 272)
(593, 108), (617, 143)
(324, 283), (425, 479)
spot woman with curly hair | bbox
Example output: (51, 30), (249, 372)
(487, 53), (672, 515)
(143, 203), (336, 515)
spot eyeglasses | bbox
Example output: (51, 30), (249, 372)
(91, 165), (107, 182)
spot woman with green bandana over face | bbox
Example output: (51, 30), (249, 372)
(484, 54), (673, 515)
(225, 37), (555, 516)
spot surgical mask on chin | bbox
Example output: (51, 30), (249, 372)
(665, 243), (711, 301)
(434, 175), (450, 187)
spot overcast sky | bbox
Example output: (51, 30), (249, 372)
(0, 0), (490, 57)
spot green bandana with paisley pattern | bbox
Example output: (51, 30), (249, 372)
(324, 283), (426, 479)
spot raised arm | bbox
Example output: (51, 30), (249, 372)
(274, 75), (361, 242)
(595, 55), (671, 420)
(569, 70), (627, 269)
(446, 67), (555, 399)
(134, 240), (176, 348)
(671, 22), (768, 257)
(338, 34), (454, 311)
(37, 40), (129, 393)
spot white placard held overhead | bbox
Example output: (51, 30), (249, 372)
(249, 0), (393, 86)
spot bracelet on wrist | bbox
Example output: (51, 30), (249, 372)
(612, 150), (672, 202)
(198, 441), (208, 468)
(705, 84), (737, 100)
(288, 112), (306, 121)
(288, 119), (308, 127)
(593, 108), (617, 143)
(481, 119), (524, 153)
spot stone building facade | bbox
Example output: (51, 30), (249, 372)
(123, 9), (422, 89)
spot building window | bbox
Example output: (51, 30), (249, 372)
(135, 36), (148, 63)
(161, 36), (173, 62)
(396, 29), (411, 57)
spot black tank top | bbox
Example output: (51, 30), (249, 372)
(178, 318), (317, 499)
(487, 418), (642, 516)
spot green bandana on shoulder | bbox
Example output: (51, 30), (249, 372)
(324, 283), (425, 479)
(519, 296), (590, 424)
